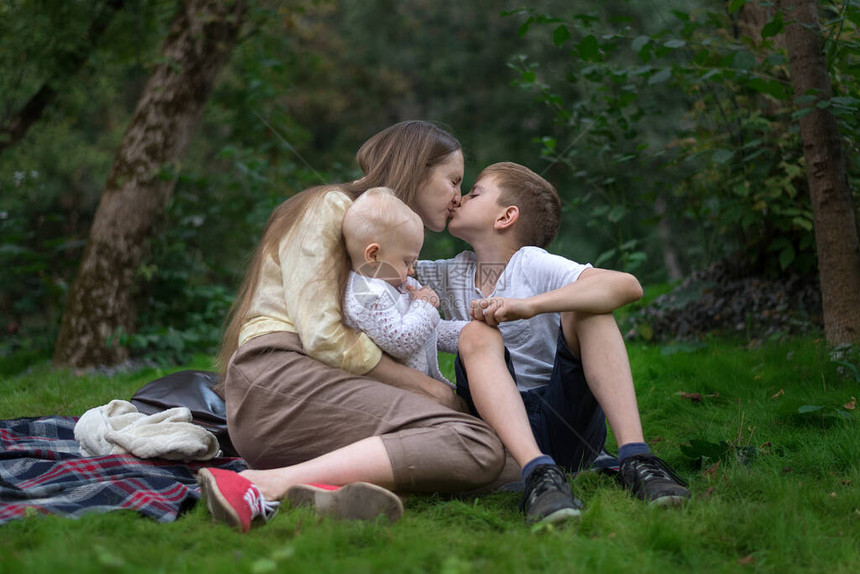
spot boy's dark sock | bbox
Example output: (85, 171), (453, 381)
(618, 442), (650, 462)
(521, 455), (556, 483)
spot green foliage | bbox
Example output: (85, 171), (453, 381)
(0, 1), (328, 363)
(829, 342), (860, 382)
(679, 438), (733, 467)
(0, 0), (174, 358)
(505, 0), (860, 279)
(1, 0), (567, 362)
(3, 1), (856, 362)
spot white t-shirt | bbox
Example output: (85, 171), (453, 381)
(416, 247), (591, 391)
(342, 272), (467, 388)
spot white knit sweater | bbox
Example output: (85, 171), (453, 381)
(343, 273), (467, 387)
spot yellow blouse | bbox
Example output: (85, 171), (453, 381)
(238, 190), (382, 374)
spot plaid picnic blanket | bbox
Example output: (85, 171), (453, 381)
(0, 415), (246, 524)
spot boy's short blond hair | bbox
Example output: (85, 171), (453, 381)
(477, 162), (561, 249)
(342, 187), (423, 258)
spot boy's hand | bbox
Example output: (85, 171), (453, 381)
(406, 285), (440, 308)
(469, 297), (534, 326)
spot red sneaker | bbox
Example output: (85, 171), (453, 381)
(285, 482), (403, 523)
(196, 468), (279, 532)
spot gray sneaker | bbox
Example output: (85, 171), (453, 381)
(619, 453), (690, 506)
(519, 464), (583, 524)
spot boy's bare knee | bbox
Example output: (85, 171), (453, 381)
(458, 321), (503, 358)
(562, 311), (619, 357)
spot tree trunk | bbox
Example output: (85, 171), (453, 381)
(654, 194), (683, 282)
(53, 0), (246, 368)
(780, 0), (860, 344)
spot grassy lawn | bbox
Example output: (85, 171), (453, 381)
(1, 337), (858, 573)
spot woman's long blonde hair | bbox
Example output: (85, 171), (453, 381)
(216, 121), (461, 380)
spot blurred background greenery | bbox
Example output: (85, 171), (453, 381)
(1, 0), (857, 367)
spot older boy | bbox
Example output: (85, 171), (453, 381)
(416, 162), (689, 524)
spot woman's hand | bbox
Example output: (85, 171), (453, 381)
(367, 354), (468, 412)
(427, 383), (469, 413)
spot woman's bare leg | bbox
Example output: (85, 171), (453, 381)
(241, 436), (395, 500)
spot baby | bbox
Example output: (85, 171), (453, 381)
(341, 188), (466, 386)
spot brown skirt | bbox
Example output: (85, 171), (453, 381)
(224, 331), (511, 493)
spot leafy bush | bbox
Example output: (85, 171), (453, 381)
(505, 0), (859, 280)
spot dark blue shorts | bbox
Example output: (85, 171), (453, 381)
(455, 327), (607, 472)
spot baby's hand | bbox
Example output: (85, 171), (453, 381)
(407, 285), (440, 308)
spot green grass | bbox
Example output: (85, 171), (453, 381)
(2, 338), (859, 573)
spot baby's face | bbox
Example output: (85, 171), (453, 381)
(370, 224), (424, 287)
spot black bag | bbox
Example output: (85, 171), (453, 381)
(130, 370), (239, 457)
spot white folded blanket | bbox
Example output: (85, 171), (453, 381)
(74, 399), (220, 461)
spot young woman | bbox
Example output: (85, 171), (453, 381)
(196, 121), (508, 532)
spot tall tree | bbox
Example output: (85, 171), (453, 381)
(780, 0), (860, 344)
(53, 0), (246, 367)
